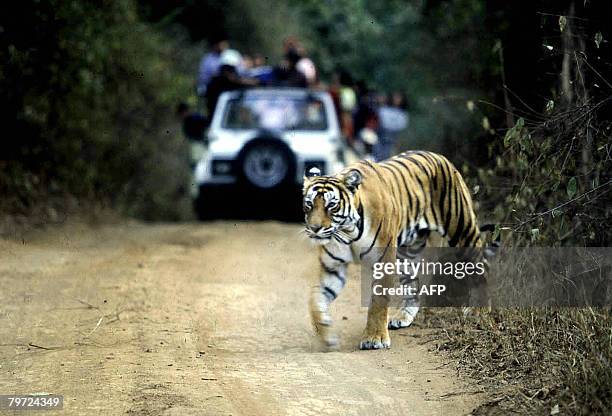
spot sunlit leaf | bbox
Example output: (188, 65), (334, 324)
(594, 32), (603, 49)
(551, 180), (560, 191)
(530, 228), (540, 241)
(492, 39), (502, 54)
(559, 216), (566, 234)
(566, 177), (577, 198)
(520, 133), (533, 153)
(545, 100), (554, 113)
(558, 16), (567, 33)
(493, 224), (501, 241)
(503, 129), (513, 147)
(482, 116), (490, 131)
(503, 117), (525, 148)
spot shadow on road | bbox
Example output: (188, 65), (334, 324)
(194, 185), (304, 223)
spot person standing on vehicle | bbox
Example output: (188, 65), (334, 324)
(295, 46), (317, 87)
(197, 36), (229, 97)
(271, 49), (307, 88)
(282, 36), (317, 86)
(374, 92), (409, 161)
(205, 49), (258, 118)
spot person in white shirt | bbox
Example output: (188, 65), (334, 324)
(197, 37), (229, 96)
(374, 92), (409, 161)
(282, 36), (318, 86)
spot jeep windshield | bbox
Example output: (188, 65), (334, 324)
(222, 95), (328, 131)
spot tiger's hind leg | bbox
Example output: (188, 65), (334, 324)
(388, 256), (420, 329)
(388, 306), (420, 329)
(388, 233), (427, 330)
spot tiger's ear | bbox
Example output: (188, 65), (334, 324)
(343, 169), (362, 192)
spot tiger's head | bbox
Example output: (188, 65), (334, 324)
(302, 167), (362, 245)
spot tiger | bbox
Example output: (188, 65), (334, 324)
(302, 150), (499, 350)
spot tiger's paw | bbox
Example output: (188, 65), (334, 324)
(388, 316), (413, 330)
(359, 329), (391, 350)
(311, 311), (339, 349)
(314, 325), (339, 350)
(320, 333), (339, 349)
(388, 306), (419, 330)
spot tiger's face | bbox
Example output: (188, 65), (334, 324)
(303, 169), (362, 245)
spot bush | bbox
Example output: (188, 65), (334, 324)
(426, 16), (611, 412)
(1, 0), (194, 220)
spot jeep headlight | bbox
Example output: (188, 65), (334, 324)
(211, 160), (233, 175)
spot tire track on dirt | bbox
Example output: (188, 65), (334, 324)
(0, 221), (484, 415)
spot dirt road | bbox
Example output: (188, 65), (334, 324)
(0, 221), (484, 415)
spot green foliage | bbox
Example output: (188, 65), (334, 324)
(1, 0), (194, 219)
(290, 0), (488, 153)
(503, 117), (525, 148)
(594, 32), (603, 49)
(481, 94), (610, 246)
(566, 177), (577, 199)
(223, 0), (305, 59)
(441, 6), (612, 415)
(1, 0), (316, 220)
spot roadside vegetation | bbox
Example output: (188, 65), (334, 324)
(424, 3), (611, 414)
(2, 1), (194, 222)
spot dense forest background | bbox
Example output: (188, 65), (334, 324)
(1, 1), (611, 414)
(2, 0), (610, 227)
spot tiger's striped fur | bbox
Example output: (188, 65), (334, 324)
(303, 150), (496, 350)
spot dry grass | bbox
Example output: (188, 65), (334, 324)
(422, 307), (611, 415)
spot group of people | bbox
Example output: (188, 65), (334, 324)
(196, 36), (318, 119)
(182, 34), (409, 162)
(329, 73), (409, 161)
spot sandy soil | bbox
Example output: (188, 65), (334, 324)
(0, 221), (485, 415)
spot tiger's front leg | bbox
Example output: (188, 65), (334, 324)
(359, 249), (395, 349)
(360, 292), (391, 349)
(310, 247), (349, 348)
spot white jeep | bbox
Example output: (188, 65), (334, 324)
(193, 88), (347, 218)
